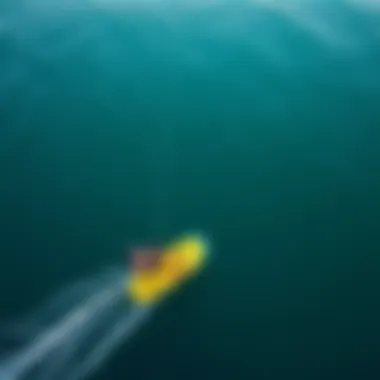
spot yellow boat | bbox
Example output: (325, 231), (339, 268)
(126, 233), (210, 305)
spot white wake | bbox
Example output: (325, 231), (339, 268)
(0, 268), (152, 380)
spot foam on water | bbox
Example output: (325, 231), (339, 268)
(0, 269), (152, 380)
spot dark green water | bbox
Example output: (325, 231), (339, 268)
(1, 1), (380, 379)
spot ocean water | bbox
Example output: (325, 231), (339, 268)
(0, 0), (380, 379)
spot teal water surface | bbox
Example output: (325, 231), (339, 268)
(0, 1), (380, 379)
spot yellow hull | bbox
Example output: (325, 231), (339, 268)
(126, 234), (209, 305)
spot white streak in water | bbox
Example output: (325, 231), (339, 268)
(67, 307), (151, 380)
(0, 269), (152, 380)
